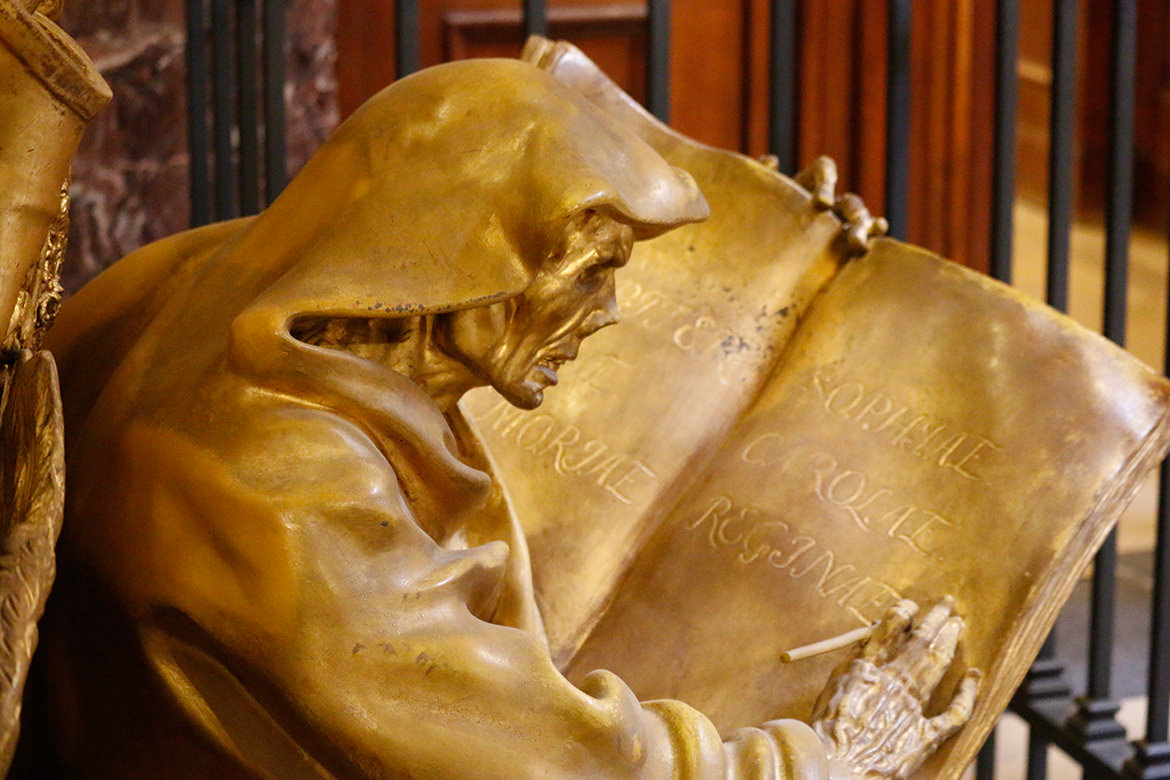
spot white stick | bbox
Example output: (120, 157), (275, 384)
(780, 624), (876, 663)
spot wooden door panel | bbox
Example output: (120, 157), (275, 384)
(338, 0), (750, 153)
(443, 5), (647, 103)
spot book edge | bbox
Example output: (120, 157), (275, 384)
(934, 393), (1170, 780)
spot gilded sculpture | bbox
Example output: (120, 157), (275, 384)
(2, 7), (1167, 780)
(20, 55), (984, 780)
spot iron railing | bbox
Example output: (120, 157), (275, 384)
(185, 0), (286, 226)
(184, 3), (1170, 780)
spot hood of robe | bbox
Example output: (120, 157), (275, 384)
(49, 58), (707, 427)
(246, 57), (708, 323)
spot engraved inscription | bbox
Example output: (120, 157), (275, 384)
(618, 278), (697, 323)
(810, 367), (1001, 482)
(477, 400), (658, 505)
(686, 495), (904, 625)
(741, 436), (959, 556)
(566, 353), (632, 395)
(617, 279), (768, 385)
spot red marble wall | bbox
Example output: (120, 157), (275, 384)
(60, 0), (339, 292)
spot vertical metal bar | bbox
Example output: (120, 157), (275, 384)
(768, 0), (798, 174)
(646, 0), (671, 122)
(1102, 0), (1136, 346)
(185, 0), (212, 227)
(1086, 0), (1138, 706)
(1026, 729), (1049, 780)
(1038, 632), (1055, 660)
(1045, 0), (1077, 313)
(990, 0), (1019, 284)
(1088, 528), (1118, 698)
(975, 728), (997, 780)
(523, 0), (548, 39)
(211, 0), (238, 220)
(396, 0), (420, 78)
(1138, 457), (1170, 780)
(1148, 452), (1170, 742)
(884, 0), (912, 240)
(1012, 642), (1072, 780)
(237, 0), (261, 215)
(263, 0), (287, 203)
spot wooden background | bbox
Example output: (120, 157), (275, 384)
(336, 0), (1170, 273)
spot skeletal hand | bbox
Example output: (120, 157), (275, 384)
(794, 156), (888, 257)
(811, 599), (980, 780)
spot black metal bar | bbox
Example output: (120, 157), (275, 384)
(185, 0), (212, 227)
(211, 0), (237, 220)
(1045, 0), (1077, 313)
(237, 0), (261, 215)
(1012, 652), (1074, 780)
(646, 0), (671, 122)
(1038, 631), (1056, 660)
(396, 0), (420, 79)
(1102, 0), (1136, 347)
(523, 0), (548, 39)
(1088, 529), (1119, 699)
(1072, 4), (1139, 759)
(884, 0), (912, 240)
(1026, 729), (1049, 780)
(990, 0), (1019, 284)
(1071, 542), (1127, 754)
(263, 0), (286, 203)
(768, 0), (798, 174)
(975, 728), (997, 780)
(1148, 406), (1170, 742)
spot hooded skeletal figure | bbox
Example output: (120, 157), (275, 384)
(25, 59), (852, 780)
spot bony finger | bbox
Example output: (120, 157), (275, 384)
(927, 668), (981, 743)
(935, 615), (965, 655)
(795, 155), (838, 209)
(906, 616), (965, 698)
(864, 599), (917, 661)
(909, 596), (955, 646)
(836, 194), (877, 256)
(846, 223), (871, 255)
(883, 599), (918, 633)
(814, 182), (835, 209)
(870, 216), (889, 238)
(919, 615), (964, 671)
(884, 598), (954, 677)
(836, 193), (870, 224)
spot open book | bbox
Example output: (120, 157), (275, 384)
(461, 41), (1170, 780)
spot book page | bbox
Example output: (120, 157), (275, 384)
(565, 239), (1170, 780)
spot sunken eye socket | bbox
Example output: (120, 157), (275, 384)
(577, 262), (611, 287)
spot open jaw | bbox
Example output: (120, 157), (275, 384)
(532, 341), (583, 385)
